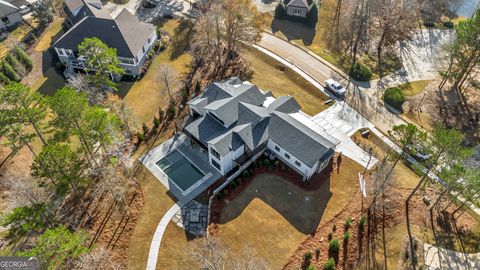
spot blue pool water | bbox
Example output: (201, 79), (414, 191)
(156, 151), (205, 191)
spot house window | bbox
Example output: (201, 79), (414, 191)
(57, 48), (66, 56)
(295, 160), (301, 167)
(293, 8), (301, 15)
(211, 159), (221, 171)
(1, 17), (10, 25)
(274, 145), (280, 152)
(211, 148), (220, 160)
(284, 153), (290, 159)
(142, 47), (146, 54)
(148, 37), (151, 44)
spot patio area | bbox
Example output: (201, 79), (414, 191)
(140, 133), (222, 202)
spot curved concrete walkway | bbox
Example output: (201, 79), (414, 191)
(146, 202), (185, 270)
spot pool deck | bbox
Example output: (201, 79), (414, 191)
(141, 133), (223, 202)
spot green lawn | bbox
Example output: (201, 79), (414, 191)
(397, 80), (431, 96)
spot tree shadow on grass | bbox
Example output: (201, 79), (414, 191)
(169, 19), (194, 61)
(271, 18), (316, 46)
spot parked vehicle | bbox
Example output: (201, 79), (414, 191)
(324, 79), (346, 97)
(19, 5), (31, 14)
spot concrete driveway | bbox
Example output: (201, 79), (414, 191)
(309, 103), (378, 169)
(424, 243), (480, 270)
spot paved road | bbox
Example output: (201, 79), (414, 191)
(258, 33), (405, 135)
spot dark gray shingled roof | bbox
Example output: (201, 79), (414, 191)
(0, 0), (18, 18)
(185, 79), (338, 167)
(268, 96), (301, 113)
(53, 8), (155, 58)
(204, 84), (266, 127)
(269, 112), (338, 167)
(283, 0), (313, 8)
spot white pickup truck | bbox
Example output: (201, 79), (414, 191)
(325, 79), (346, 97)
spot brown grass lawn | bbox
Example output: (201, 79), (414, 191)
(127, 166), (177, 270)
(352, 130), (421, 189)
(34, 18), (65, 52)
(123, 20), (192, 124)
(244, 47), (330, 116)
(158, 157), (363, 269)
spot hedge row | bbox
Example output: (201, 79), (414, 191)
(0, 48), (33, 85)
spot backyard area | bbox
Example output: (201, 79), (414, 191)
(156, 156), (364, 269)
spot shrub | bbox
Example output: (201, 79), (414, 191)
(195, 80), (201, 94)
(423, 21), (435, 28)
(6, 53), (20, 69)
(242, 170), (250, 178)
(332, 224), (336, 232)
(329, 239), (340, 254)
(328, 231), (333, 241)
(14, 48), (32, 71)
(216, 193), (222, 200)
(136, 132), (144, 144)
(349, 62), (372, 81)
(323, 258), (336, 270)
(443, 21), (454, 28)
(343, 231), (351, 242)
(229, 181), (237, 189)
(304, 251), (313, 261)
(223, 189), (229, 196)
(153, 116), (160, 129)
(359, 216), (367, 227)
(383, 87), (405, 111)
(182, 88), (189, 104)
(315, 247), (320, 258)
(274, 3), (286, 19)
(307, 265), (316, 270)
(167, 102), (176, 118)
(344, 217), (353, 229)
(0, 72), (11, 85)
(2, 61), (19, 81)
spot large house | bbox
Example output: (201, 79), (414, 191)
(0, 0), (22, 31)
(282, 0), (315, 18)
(183, 78), (339, 181)
(52, 0), (157, 78)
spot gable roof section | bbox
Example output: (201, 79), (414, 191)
(268, 95), (301, 113)
(0, 0), (19, 17)
(53, 9), (155, 58)
(205, 84), (266, 127)
(65, 0), (84, 12)
(114, 9), (156, 57)
(269, 111), (337, 167)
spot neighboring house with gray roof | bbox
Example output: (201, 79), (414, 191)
(0, 0), (22, 31)
(282, 0), (314, 18)
(184, 78), (339, 181)
(53, 0), (157, 78)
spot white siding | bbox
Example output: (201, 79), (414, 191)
(208, 144), (245, 175)
(268, 139), (318, 179)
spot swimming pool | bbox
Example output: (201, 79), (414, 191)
(155, 150), (205, 191)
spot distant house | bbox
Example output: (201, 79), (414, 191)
(282, 0), (314, 18)
(0, 0), (22, 31)
(53, 0), (157, 78)
(184, 78), (339, 181)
